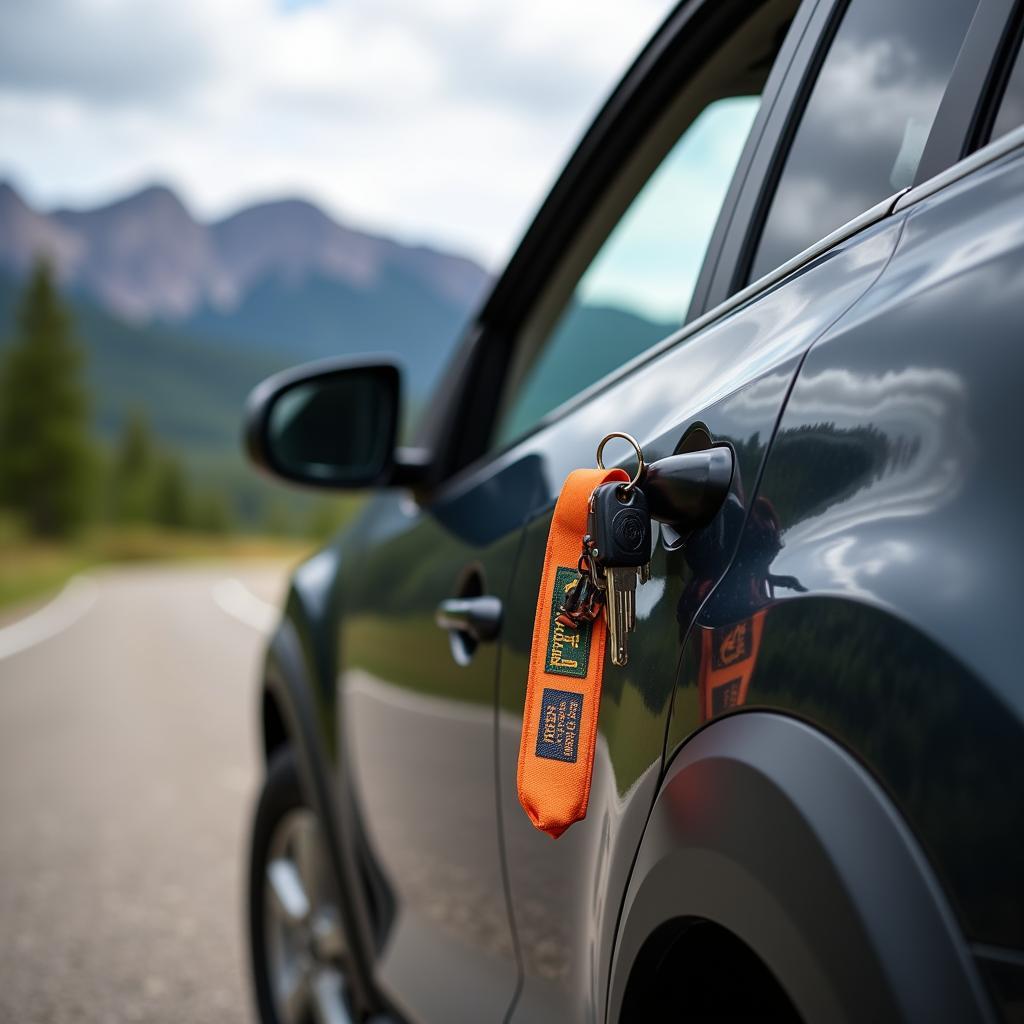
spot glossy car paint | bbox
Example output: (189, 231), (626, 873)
(610, 714), (992, 1024)
(493, 218), (903, 1024)
(664, 142), (1024, 1005)
(270, 210), (904, 1023)
(333, 489), (527, 1023)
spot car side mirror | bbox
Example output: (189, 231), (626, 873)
(244, 357), (413, 489)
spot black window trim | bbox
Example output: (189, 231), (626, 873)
(684, 0), (826, 318)
(916, 0), (1022, 179)
(973, 0), (1024, 147)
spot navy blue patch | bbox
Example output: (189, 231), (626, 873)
(535, 687), (583, 763)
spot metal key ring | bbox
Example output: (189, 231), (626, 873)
(595, 432), (645, 492)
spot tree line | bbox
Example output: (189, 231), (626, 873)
(0, 261), (349, 541)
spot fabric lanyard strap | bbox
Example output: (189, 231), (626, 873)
(517, 466), (629, 838)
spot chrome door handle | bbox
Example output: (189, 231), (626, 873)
(435, 596), (503, 643)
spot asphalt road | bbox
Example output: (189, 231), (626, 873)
(0, 562), (292, 1024)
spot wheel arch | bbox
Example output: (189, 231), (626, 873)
(607, 712), (993, 1023)
(261, 685), (289, 763)
(617, 915), (802, 1020)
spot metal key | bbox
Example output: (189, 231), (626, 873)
(587, 482), (651, 667)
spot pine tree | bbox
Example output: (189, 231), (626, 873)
(153, 454), (190, 529)
(0, 261), (94, 537)
(111, 409), (158, 522)
(194, 491), (233, 534)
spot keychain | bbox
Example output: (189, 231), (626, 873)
(516, 433), (650, 838)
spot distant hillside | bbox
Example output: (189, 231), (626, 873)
(0, 181), (490, 400)
(0, 273), (285, 451)
(0, 180), (683, 524)
(0, 271), (321, 528)
(496, 300), (678, 442)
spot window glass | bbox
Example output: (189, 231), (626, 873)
(496, 98), (759, 446)
(991, 33), (1024, 141)
(573, 99), (760, 326)
(493, 0), (798, 449)
(750, 0), (979, 282)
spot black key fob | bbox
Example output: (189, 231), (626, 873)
(587, 482), (651, 569)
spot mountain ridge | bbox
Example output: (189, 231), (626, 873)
(0, 180), (490, 324)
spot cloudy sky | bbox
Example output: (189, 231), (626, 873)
(0, 0), (675, 268)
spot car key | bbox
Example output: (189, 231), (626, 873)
(586, 481), (651, 667)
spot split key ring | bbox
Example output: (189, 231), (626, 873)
(595, 432), (645, 493)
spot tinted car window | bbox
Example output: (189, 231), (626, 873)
(991, 32), (1024, 141)
(750, 0), (979, 281)
(493, 0), (798, 448)
(496, 100), (760, 446)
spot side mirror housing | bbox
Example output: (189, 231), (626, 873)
(244, 357), (414, 489)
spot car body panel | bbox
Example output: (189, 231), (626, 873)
(609, 713), (993, 1024)
(665, 141), (1024, 983)
(251, 3), (1024, 1020)
(331, 475), (534, 1023)
(494, 217), (905, 1024)
(253, 103), (1024, 1024)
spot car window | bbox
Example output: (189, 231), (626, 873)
(990, 30), (1024, 141)
(492, 0), (799, 450)
(749, 0), (980, 282)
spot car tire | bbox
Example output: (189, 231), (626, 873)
(249, 747), (351, 1024)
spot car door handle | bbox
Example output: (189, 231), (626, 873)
(435, 596), (503, 643)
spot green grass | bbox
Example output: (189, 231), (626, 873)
(0, 520), (310, 611)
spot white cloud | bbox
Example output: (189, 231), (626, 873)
(0, 0), (674, 267)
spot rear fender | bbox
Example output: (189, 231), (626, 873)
(607, 713), (992, 1023)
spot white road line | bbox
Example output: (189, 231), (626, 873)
(0, 575), (99, 661)
(211, 577), (279, 635)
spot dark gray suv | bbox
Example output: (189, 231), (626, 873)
(243, 0), (1024, 1020)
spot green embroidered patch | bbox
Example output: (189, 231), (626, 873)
(545, 566), (592, 678)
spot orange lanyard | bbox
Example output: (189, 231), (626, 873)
(517, 467), (629, 838)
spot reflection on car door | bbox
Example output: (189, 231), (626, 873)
(334, 466), (538, 1022)
(495, 0), (987, 1015)
(495, 214), (905, 1024)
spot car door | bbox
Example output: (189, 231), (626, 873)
(334, 465), (532, 1023)
(485, 0), (987, 1020)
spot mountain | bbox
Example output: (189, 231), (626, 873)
(495, 300), (677, 442)
(0, 182), (84, 281)
(0, 180), (494, 527)
(51, 185), (224, 321)
(0, 181), (683, 530)
(0, 181), (490, 398)
(208, 198), (485, 310)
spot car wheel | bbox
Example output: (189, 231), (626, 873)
(249, 747), (351, 1024)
